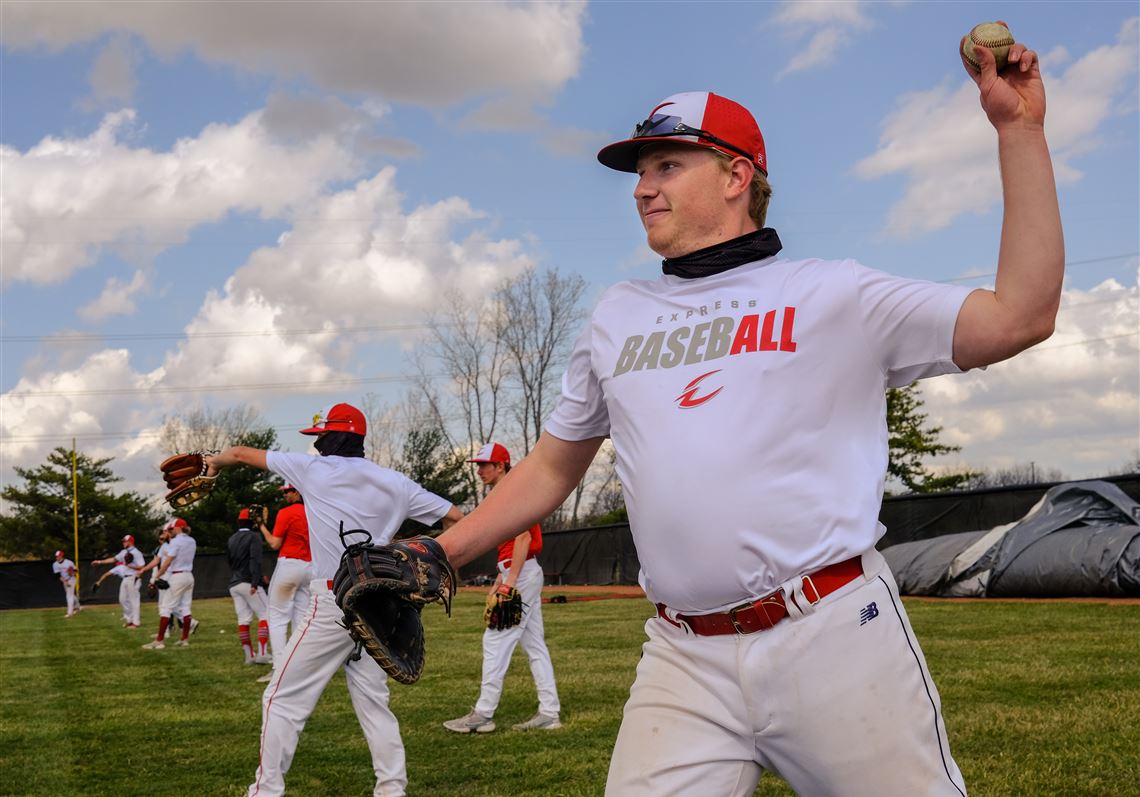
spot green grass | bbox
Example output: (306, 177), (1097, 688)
(1, 594), (1137, 796)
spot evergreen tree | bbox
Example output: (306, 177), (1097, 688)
(886, 384), (975, 493)
(0, 447), (164, 559)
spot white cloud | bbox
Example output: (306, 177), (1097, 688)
(78, 269), (150, 320)
(1, 167), (536, 495)
(1, 1), (586, 108)
(0, 108), (359, 285)
(83, 34), (138, 109)
(922, 277), (1139, 479)
(856, 18), (1140, 237)
(771, 0), (877, 78)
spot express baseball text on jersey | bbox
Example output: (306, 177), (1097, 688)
(613, 306), (798, 377)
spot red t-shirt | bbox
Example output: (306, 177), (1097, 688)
(496, 523), (542, 567)
(272, 502), (311, 562)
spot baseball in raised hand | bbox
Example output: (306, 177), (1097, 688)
(960, 21), (1045, 130)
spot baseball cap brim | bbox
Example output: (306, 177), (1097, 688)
(598, 135), (705, 173)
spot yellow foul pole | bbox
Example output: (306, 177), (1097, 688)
(72, 439), (80, 592)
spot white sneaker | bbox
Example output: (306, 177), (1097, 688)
(252, 654), (272, 665)
(443, 710), (496, 734)
(512, 713), (562, 731)
(189, 619), (200, 635)
(256, 671), (274, 684)
(142, 640), (165, 650)
(174, 639), (190, 647)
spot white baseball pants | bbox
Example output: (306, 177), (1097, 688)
(247, 580), (406, 797)
(118, 575), (141, 625)
(229, 582), (269, 625)
(474, 558), (560, 718)
(163, 572), (195, 618)
(62, 580), (78, 615)
(267, 557), (312, 671)
(606, 550), (967, 797)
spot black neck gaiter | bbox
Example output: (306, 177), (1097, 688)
(662, 228), (782, 279)
(314, 431), (366, 458)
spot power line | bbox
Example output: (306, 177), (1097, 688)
(937, 252), (1137, 283)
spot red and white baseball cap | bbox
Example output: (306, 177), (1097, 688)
(467, 442), (511, 465)
(170, 518), (188, 529)
(279, 483), (299, 493)
(238, 508), (251, 521)
(54, 549), (64, 558)
(122, 534), (135, 547)
(598, 91), (767, 175)
(300, 402), (367, 436)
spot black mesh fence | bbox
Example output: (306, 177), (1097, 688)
(5, 475), (1136, 610)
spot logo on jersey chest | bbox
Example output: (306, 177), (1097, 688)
(612, 306), (798, 379)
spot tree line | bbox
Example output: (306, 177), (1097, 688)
(2, 265), (1089, 560)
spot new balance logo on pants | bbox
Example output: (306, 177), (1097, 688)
(859, 602), (879, 626)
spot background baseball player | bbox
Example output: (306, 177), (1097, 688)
(51, 550), (80, 617)
(444, 442), (561, 733)
(136, 521), (193, 636)
(90, 534), (145, 628)
(201, 401), (464, 797)
(433, 27), (1062, 797)
(228, 507), (272, 668)
(142, 517), (197, 650)
(256, 483), (312, 684)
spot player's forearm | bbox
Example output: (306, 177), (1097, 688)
(503, 532), (530, 586)
(209, 446), (268, 472)
(438, 433), (603, 568)
(993, 125), (1064, 342)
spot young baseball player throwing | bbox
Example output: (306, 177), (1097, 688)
(91, 534), (145, 627)
(433, 29), (1062, 796)
(202, 402), (464, 797)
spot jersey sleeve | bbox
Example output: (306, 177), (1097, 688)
(545, 320), (611, 441)
(266, 451), (315, 494)
(851, 261), (974, 387)
(401, 476), (454, 527)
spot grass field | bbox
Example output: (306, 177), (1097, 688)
(1, 591), (1138, 797)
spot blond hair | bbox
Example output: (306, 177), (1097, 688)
(713, 151), (772, 228)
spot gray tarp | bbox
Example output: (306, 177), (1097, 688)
(882, 480), (1140, 597)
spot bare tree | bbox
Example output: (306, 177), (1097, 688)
(967, 462), (1068, 488)
(413, 286), (510, 459)
(493, 267), (587, 454)
(159, 404), (264, 454)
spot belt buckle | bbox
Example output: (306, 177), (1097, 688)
(801, 574), (820, 605)
(727, 602), (752, 634)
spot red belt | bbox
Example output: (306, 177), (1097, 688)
(656, 556), (864, 636)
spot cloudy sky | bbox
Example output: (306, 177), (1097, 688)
(2, 1), (1137, 507)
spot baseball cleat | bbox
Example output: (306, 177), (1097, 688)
(256, 671), (274, 684)
(174, 639), (190, 647)
(252, 654), (272, 665)
(443, 710), (496, 734)
(189, 618), (200, 635)
(512, 712), (562, 731)
(142, 640), (165, 650)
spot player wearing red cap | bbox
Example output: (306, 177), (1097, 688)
(256, 483), (312, 684)
(228, 508), (271, 667)
(443, 443), (561, 734)
(143, 517), (197, 650)
(51, 550), (80, 617)
(435, 31), (1062, 797)
(91, 534), (145, 627)
(205, 401), (465, 797)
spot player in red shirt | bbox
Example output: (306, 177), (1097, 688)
(257, 484), (312, 684)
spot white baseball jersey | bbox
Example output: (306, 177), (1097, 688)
(165, 534), (197, 571)
(546, 256), (972, 613)
(116, 546), (144, 571)
(266, 451), (454, 580)
(52, 559), (77, 583)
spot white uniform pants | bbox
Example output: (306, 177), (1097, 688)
(267, 557), (312, 671)
(474, 558), (560, 718)
(606, 550), (967, 797)
(62, 580), (78, 615)
(230, 583), (269, 625)
(163, 572), (195, 618)
(247, 580), (406, 797)
(118, 576), (141, 625)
